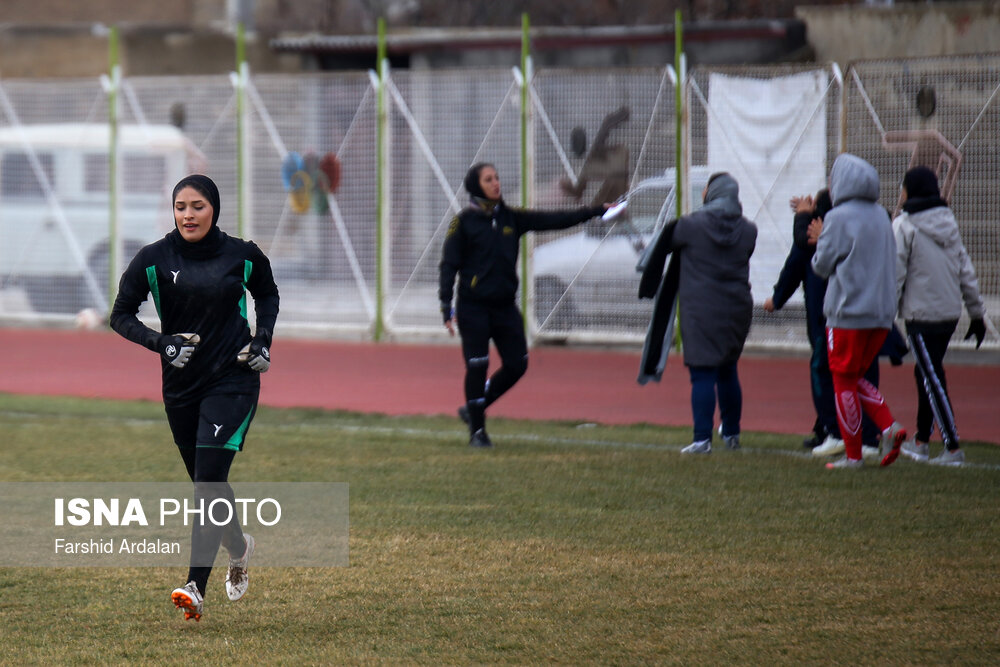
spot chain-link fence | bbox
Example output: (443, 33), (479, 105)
(687, 64), (844, 350)
(0, 56), (996, 352)
(0, 78), (112, 318)
(384, 67), (522, 336)
(245, 72), (377, 336)
(529, 66), (676, 343)
(844, 55), (1000, 348)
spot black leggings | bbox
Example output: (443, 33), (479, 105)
(456, 300), (529, 432)
(178, 446), (246, 597)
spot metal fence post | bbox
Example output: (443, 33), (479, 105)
(674, 10), (685, 352)
(520, 13), (533, 339)
(374, 18), (388, 341)
(675, 11), (685, 220)
(106, 27), (122, 318)
(235, 23), (250, 239)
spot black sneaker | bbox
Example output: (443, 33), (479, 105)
(469, 429), (493, 448)
(457, 405), (469, 425)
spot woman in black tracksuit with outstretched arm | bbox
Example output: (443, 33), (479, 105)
(110, 174), (279, 621)
(439, 162), (607, 447)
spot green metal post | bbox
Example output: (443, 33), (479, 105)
(107, 26), (120, 316)
(674, 10), (684, 351)
(374, 18), (387, 341)
(519, 13), (531, 334)
(236, 22), (247, 238)
(675, 10), (684, 220)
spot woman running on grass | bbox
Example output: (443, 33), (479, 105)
(110, 174), (279, 621)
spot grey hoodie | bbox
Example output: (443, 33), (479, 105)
(893, 205), (984, 323)
(811, 153), (896, 329)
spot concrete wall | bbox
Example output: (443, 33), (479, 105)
(0, 29), (109, 78)
(797, 1), (1000, 63)
(0, 0), (293, 78)
(122, 31), (301, 76)
(0, 2), (997, 78)
(0, 0), (198, 27)
(0, 28), (301, 78)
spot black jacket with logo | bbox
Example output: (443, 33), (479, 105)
(110, 229), (279, 406)
(439, 200), (603, 308)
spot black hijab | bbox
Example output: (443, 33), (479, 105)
(463, 163), (490, 199)
(463, 162), (502, 210)
(902, 166), (948, 214)
(168, 174), (225, 258)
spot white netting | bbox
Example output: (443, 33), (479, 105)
(844, 55), (1000, 349)
(383, 67), (520, 336)
(529, 66), (676, 343)
(0, 57), (995, 351)
(688, 64), (843, 352)
(105, 74), (239, 331)
(244, 72), (377, 336)
(0, 78), (112, 318)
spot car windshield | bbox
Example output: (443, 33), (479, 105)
(627, 169), (708, 235)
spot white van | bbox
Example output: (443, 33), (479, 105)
(532, 166), (711, 332)
(0, 123), (205, 313)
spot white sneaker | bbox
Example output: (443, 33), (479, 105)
(879, 422), (907, 467)
(825, 456), (863, 470)
(225, 534), (255, 601)
(861, 446), (880, 462)
(171, 581), (204, 622)
(811, 435), (845, 457)
(929, 448), (965, 466)
(681, 439), (711, 454)
(900, 439), (929, 462)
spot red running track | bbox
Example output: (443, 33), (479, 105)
(3, 328), (999, 444)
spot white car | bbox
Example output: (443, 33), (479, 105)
(532, 167), (710, 333)
(0, 123), (205, 313)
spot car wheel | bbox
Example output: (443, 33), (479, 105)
(22, 276), (89, 314)
(534, 276), (577, 331)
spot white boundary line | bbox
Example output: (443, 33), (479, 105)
(3, 409), (999, 471)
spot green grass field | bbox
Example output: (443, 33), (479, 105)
(2, 392), (999, 665)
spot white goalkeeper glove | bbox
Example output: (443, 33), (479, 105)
(160, 333), (201, 369)
(237, 339), (270, 373)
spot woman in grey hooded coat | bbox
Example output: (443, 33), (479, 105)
(638, 172), (757, 453)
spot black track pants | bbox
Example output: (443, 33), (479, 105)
(456, 300), (529, 432)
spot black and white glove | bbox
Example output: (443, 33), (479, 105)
(237, 338), (270, 373)
(964, 317), (986, 349)
(160, 333), (200, 369)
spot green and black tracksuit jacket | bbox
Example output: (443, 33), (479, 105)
(110, 228), (279, 407)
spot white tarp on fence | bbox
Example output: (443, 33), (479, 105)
(706, 70), (829, 304)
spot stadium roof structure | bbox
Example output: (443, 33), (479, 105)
(270, 20), (809, 68)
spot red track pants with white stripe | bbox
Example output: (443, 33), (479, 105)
(826, 327), (896, 460)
